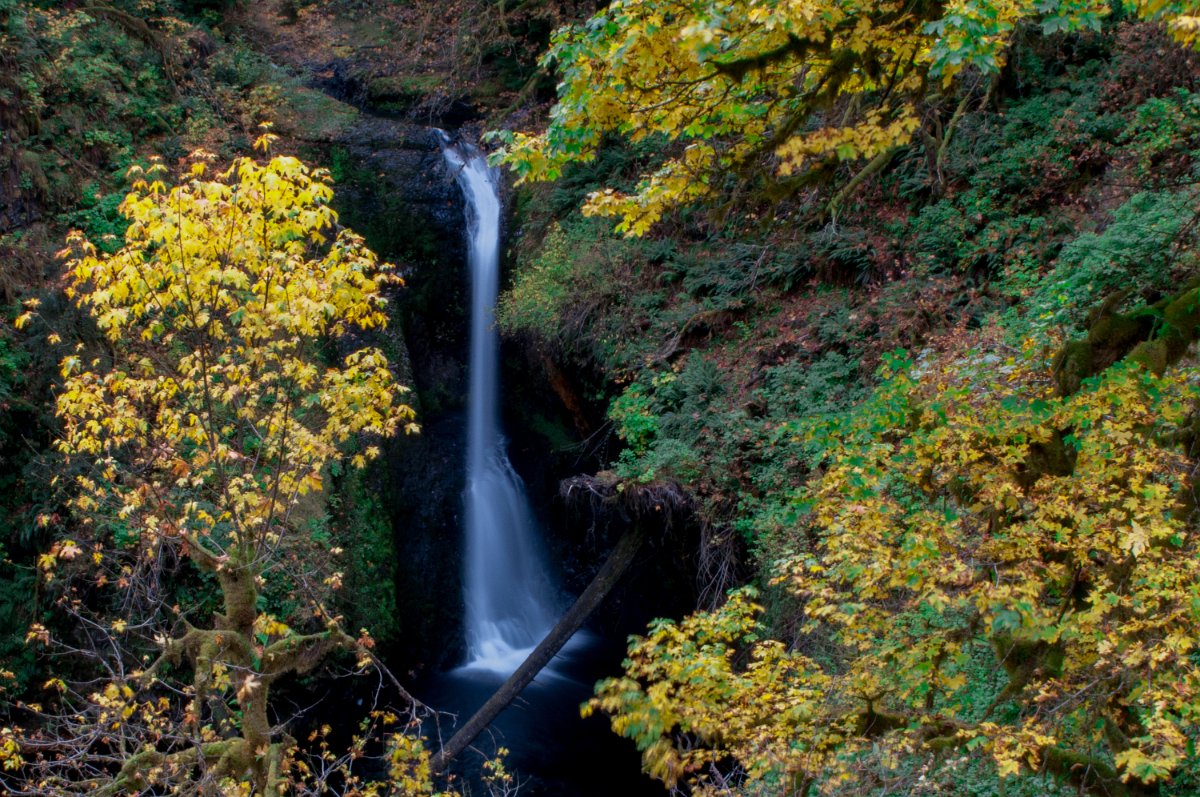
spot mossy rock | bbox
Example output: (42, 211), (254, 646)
(1052, 340), (1093, 396)
(1086, 305), (1156, 372)
(1162, 286), (1200, 339)
(1127, 338), (1170, 374)
(1057, 281), (1200, 391)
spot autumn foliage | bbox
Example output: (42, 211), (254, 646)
(495, 0), (1200, 235)
(589, 338), (1200, 795)
(0, 140), (457, 795)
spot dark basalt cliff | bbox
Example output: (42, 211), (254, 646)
(321, 114), (473, 672)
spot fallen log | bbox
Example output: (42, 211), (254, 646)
(429, 524), (646, 773)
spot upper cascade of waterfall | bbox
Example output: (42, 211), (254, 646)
(441, 136), (559, 676)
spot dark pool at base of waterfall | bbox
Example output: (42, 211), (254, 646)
(414, 630), (663, 797)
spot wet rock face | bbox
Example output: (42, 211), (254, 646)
(327, 115), (468, 406)
(335, 117), (463, 241)
(309, 59), (369, 107)
(324, 114), (472, 672)
(0, 161), (41, 237)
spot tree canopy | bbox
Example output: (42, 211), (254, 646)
(493, 0), (1200, 234)
(497, 4), (1200, 791)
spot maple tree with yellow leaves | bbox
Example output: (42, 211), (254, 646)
(494, 4), (1200, 790)
(493, 0), (1200, 235)
(589, 329), (1200, 795)
(0, 138), (463, 796)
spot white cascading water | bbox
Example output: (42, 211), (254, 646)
(442, 139), (558, 675)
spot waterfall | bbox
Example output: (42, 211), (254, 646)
(442, 138), (558, 675)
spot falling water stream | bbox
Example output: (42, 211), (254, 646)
(441, 139), (558, 675)
(420, 135), (661, 796)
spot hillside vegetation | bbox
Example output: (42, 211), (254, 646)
(497, 4), (1200, 795)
